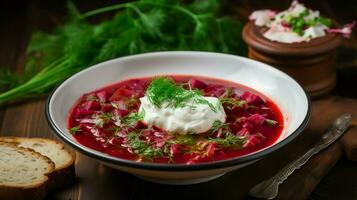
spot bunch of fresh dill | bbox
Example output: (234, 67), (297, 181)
(0, 0), (246, 105)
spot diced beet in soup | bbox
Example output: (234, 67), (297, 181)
(67, 75), (284, 164)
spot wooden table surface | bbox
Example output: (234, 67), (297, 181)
(1, 1), (356, 200)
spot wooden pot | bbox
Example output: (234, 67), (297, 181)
(242, 21), (343, 98)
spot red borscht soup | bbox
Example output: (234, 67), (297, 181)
(68, 76), (284, 164)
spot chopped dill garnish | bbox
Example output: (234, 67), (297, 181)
(126, 131), (166, 160)
(209, 120), (246, 148)
(106, 126), (122, 133)
(125, 97), (138, 107)
(94, 118), (104, 127)
(209, 133), (246, 148)
(69, 126), (81, 135)
(100, 112), (113, 121)
(122, 109), (145, 125)
(210, 120), (229, 133)
(86, 95), (97, 101)
(219, 97), (247, 109)
(265, 119), (278, 126)
(146, 77), (216, 111)
(220, 87), (233, 98)
(285, 9), (332, 36)
(93, 112), (113, 127)
(172, 135), (196, 146)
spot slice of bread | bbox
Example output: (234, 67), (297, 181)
(0, 142), (55, 200)
(0, 137), (76, 191)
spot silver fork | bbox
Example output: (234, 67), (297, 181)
(249, 113), (352, 199)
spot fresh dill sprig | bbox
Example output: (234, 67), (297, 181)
(192, 97), (219, 112)
(146, 77), (194, 108)
(146, 77), (216, 111)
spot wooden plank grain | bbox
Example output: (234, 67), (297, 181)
(1, 99), (49, 137)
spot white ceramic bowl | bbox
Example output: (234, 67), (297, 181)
(46, 51), (310, 185)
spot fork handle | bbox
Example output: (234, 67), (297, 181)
(273, 147), (319, 184)
(272, 113), (351, 184)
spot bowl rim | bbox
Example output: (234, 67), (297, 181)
(45, 51), (311, 171)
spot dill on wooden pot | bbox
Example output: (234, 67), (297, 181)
(0, 0), (246, 106)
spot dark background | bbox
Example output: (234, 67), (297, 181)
(0, 1), (356, 200)
(1, 0), (356, 97)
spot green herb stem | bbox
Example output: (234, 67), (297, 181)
(81, 3), (132, 18)
(0, 58), (71, 104)
(82, 1), (202, 27)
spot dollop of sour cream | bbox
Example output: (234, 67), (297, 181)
(249, 1), (329, 43)
(139, 96), (226, 135)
